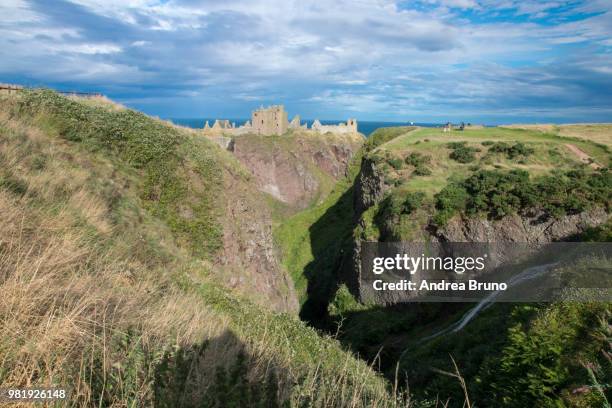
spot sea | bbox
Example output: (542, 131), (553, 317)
(169, 118), (444, 136)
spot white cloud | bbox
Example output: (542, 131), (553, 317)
(0, 0), (610, 120)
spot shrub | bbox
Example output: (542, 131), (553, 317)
(405, 152), (432, 176)
(488, 142), (510, 153)
(447, 142), (467, 149)
(481, 140), (494, 146)
(388, 157), (404, 170)
(449, 145), (479, 163)
(488, 142), (534, 160)
(405, 152), (431, 167)
(433, 168), (611, 224)
(433, 184), (468, 225)
(507, 142), (534, 159)
(403, 191), (426, 214)
(413, 166), (432, 176)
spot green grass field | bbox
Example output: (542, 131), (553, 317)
(374, 126), (610, 197)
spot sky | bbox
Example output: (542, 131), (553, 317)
(1, 0), (611, 124)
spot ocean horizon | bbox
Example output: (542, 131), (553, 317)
(169, 118), (448, 136)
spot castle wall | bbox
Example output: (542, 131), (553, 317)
(202, 107), (357, 137)
(252, 105), (288, 135)
(311, 118), (358, 135)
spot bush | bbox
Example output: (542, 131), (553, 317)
(405, 152), (432, 176)
(403, 191), (426, 214)
(413, 166), (432, 176)
(449, 145), (479, 163)
(433, 184), (468, 225)
(433, 168), (612, 224)
(446, 142), (467, 149)
(477, 302), (611, 408)
(405, 152), (431, 167)
(387, 157), (404, 170)
(488, 142), (535, 160)
(488, 141), (510, 153)
(481, 140), (494, 146)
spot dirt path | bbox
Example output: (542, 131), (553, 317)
(564, 143), (601, 168)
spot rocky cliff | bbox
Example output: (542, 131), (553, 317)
(231, 131), (364, 210)
(348, 154), (610, 303)
(434, 208), (609, 243)
(219, 165), (298, 312)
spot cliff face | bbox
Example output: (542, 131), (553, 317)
(231, 132), (364, 210)
(348, 157), (609, 303)
(434, 209), (609, 243)
(219, 166), (298, 312)
(353, 156), (386, 219)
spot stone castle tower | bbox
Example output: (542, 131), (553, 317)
(347, 118), (357, 133)
(252, 105), (288, 136)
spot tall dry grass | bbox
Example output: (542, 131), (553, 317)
(0, 111), (230, 405)
(0, 189), (233, 405)
(0, 96), (421, 407)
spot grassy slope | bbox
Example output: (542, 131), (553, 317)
(293, 126), (610, 407)
(501, 123), (612, 148)
(357, 126), (611, 241)
(273, 127), (414, 308)
(380, 126), (610, 196)
(0, 90), (401, 407)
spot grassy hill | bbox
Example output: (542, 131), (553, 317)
(0, 90), (405, 407)
(501, 123), (612, 148)
(275, 125), (611, 407)
(2, 90), (609, 407)
(357, 126), (610, 241)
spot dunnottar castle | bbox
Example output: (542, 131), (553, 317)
(203, 105), (358, 136)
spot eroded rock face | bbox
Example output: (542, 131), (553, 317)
(217, 168), (298, 313)
(353, 156), (386, 219)
(231, 133), (363, 210)
(434, 209), (609, 243)
(347, 157), (610, 304)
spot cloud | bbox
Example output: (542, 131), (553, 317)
(0, 0), (610, 122)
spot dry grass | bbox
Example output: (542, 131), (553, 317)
(68, 94), (126, 112)
(502, 123), (612, 147)
(0, 92), (417, 407)
(0, 189), (231, 405)
(0, 111), (231, 405)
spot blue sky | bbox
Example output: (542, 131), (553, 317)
(1, 0), (611, 124)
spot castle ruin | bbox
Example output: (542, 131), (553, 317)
(252, 105), (288, 135)
(203, 105), (358, 137)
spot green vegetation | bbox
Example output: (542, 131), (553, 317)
(0, 91), (402, 407)
(487, 141), (535, 159)
(405, 152), (432, 176)
(447, 141), (480, 163)
(309, 126), (612, 407)
(11, 89), (222, 257)
(398, 291), (611, 407)
(434, 168), (611, 225)
(364, 126), (416, 152)
(274, 150), (363, 320)
(355, 125), (611, 239)
(2, 94), (610, 407)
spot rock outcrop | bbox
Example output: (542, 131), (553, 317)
(434, 209), (609, 243)
(232, 132), (364, 210)
(219, 167), (298, 312)
(347, 157), (610, 304)
(353, 155), (386, 219)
